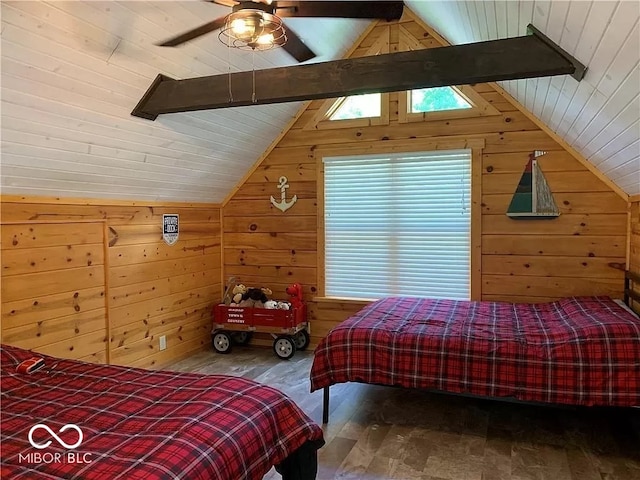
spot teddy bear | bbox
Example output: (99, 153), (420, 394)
(230, 284), (247, 305)
(285, 283), (304, 309)
(239, 287), (271, 308)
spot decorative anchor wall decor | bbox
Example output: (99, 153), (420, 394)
(507, 150), (560, 219)
(270, 176), (297, 213)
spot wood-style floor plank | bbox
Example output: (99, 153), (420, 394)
(165, 346), (640, 480)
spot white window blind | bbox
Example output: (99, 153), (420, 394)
(323, 150), (471, 300)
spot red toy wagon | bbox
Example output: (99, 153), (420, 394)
(211, 284), (309, 360)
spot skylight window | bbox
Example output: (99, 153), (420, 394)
(329, 93), (381, 120)
(409, 87), (472, 113)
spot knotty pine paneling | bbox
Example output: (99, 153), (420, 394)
(221, 15), (629, 347)
(629, 200), (640, 313)
(1, 198), (222, 369)
(110, 285), (217, 330)
(308, 300), (370, 343)
(279, 113), (537, 148)
(1, 220), (107, 361)
(631, 201), (640, 272)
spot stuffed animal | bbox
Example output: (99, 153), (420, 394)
(239, 287), (270, 308)
(285, 283), (304, 309)
(264, 300), (278, 309)
(231, 284), (247, 305)
(277, 301), (291, 310)
(222, 276), (238, 305)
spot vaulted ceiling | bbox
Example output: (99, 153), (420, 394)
(1, 1), (638, 202)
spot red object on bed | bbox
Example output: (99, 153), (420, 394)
(310, 296), (640, 406)
(1, 344), (323, 480)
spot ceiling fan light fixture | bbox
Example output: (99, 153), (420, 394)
(256, 32), (275, 45)
(219, 6), (286, 51)
(230, 17), (256, 37)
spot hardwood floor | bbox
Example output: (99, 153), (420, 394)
(166, 346), (640, 480)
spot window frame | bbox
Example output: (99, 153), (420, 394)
(316, 138), (484, 302)
(398, 85), (501, 123)
(302, 26), (391, 131)
(408, 86), (473, 114)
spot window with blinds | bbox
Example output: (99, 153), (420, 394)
(323, 150), (471, 300)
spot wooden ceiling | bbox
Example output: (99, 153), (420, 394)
(1, 1), (638, 202)
(408, 0), (639, 197)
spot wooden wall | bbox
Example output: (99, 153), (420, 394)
(630, 199), (640, 272)
(1, 197), (222, 368)
(2, 220), (108, 362)
(221, 14), (629, 348)
(629, 198), (640, 312)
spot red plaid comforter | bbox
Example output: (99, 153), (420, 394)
(1, 344), (323, 480)
(310, 296), (640, 406)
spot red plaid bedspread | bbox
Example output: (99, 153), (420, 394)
(310, 296), (640, 406)
(1, 344), (323, 480)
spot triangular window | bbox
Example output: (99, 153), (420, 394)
(397, 23), (501, 123)
(409, 87), (472, 113)
(303, 27), (390, 131)
(328, 93), (382, 121)
(398, 84), (500, 123)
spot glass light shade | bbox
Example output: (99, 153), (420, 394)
(219, 9), (286, 51)
(256, 33), (274, 45)
(230, 15), (262, 40)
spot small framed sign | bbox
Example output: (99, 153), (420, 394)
(162, 214), (179, 246)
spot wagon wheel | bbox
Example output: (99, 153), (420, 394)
(273, 336), (296, 360)
(293, 330), (310, 351)
(212, 331), (232, 354)
(231, 331), (253, 345)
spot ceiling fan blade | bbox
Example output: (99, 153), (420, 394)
(156, 17), (227, 47)
(275, 1), (404, 20)
(280, 25), (316, 63)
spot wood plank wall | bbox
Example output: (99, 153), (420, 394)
(629, 199), (640, 312)
(2, 220), (108, 362)
(221, 14), (629, 348)
(1, 197), (222, 368)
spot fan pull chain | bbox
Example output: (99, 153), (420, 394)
(251, 50), (257, 104)
(227, 39), (233, 103)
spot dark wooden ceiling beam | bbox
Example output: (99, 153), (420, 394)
(132, 25), (586, 120)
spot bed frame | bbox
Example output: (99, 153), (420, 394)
(321, 270), (640, 424)
(624, 270), (640, 311)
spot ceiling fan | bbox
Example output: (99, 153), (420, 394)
(156, 1), (405, 63)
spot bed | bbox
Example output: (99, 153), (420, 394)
(310, 290), (640, 423)
(1, 344), (324, 480)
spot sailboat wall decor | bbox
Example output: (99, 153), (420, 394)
(507, 150), (560, 219)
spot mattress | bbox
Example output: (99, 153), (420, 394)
(310, 296), (640, 406)
(1, 344), (324, 480)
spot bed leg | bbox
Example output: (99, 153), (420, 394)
(322, 386), (330, 424)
